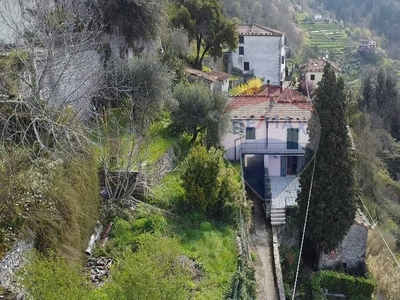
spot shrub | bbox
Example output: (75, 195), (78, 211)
(181, 146), (247, 223)
(200, 222), (213, 231)
(229, 78), (263, 96)
(18, 251), (91, 300)
(310, 270), (376, 299)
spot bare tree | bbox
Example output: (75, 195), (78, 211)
(0, 1), (174, 215)
(0, 0), (104, 156)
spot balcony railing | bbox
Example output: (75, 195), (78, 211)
(240, 142), (306, 154)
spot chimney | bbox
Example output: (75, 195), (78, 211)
(269, 96), (275, 107)
(279, 81), (283, 93)
(267, 80), (270, 87)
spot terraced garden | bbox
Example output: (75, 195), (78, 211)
(297, 13), (353, 55)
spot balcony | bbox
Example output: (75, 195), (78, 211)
(240, 142), (306, 155)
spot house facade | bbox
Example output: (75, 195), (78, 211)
(221, 85), (312, 176)
(230, 24), (286, 85)
(300, 57), (341, 91)
(358, 39), (377, 52)
(221, 85), (312, 225)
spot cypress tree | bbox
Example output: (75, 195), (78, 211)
(298, 64), (356, 269)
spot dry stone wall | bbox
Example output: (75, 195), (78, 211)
(0, 240), (33, 294)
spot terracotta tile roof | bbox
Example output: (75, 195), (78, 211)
(300, 57), (341, 73)
(237, 24), (283, 36)
(208, 70), (230, 81)
(224, 85), (312, 120)
(185, 67), (230, 83)
(359, 38), (376, 42)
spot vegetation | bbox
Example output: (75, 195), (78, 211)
(0, 148), (100, 255)
(100, 0), (166, 45)
(182, 146), (249, 222)
(311, 0), (400, 59)
(221, 0), (304, 53)
(309, 270), (376, 299)
(229, 77), (263, 96)
(298, 64), (357, 268)
(169, 0), (238, 69)
(348, 68), (400, 298)
(171, 82), (228, 146)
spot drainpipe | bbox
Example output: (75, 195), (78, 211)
(234, 134), (245, 161)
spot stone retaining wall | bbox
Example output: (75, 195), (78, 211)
(272, 229), (286, 300)
(0, 240), (33, 294)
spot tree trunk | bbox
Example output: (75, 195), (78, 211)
(198, 45), (211, 71)
(190, 129), (199, 144)
(195, 35), (202, 69)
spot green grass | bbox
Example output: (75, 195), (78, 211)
(170, 218), (237, 300)
(298, 13), (352, 55)
(148, 171), (185, 210)
(95, 116), (187, 171)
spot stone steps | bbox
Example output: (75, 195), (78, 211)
(270, 208), (286, 226)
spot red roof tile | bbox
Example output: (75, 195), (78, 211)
(300, 57), (341, 73)
(237, 24), (283, 36)
(225, 86), (313, 120)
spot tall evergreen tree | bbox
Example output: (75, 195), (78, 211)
(298, 64), (356, 269)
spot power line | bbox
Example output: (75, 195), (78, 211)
(291, 70), (317, 299)
(291, 155), (317, 300)
(357, 194), (400, 270)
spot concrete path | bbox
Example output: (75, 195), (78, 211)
(249, 194), (279, 300)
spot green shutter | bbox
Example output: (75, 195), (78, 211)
(287, 128), (299, 149)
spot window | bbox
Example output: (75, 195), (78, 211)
(246, 127), (255, 139)
(281, 55), (285, 64)
(287, 128), (299, 149)
(238, 36), (244, 44)
(310, 74), (315, 81)
(239, 46), (244, 55)
(244, 62), (250, 71)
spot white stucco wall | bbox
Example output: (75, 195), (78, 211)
(268, 121), (308, 146)
(231, 35), (285, 85)
(221, 118), (266, 161)
(269, 155), (281, 176)
(305, 71), (323, 89)
(221, 78), (229, 93)
(221, 119), (309, 161)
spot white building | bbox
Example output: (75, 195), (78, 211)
(220, 85), (312, 225)
(221, 85), (312, 173)
(314, 14), (322, 21)
(230, 24), (286, 85)
(300, 57), (341, 91)
(358, 39), (377, 52)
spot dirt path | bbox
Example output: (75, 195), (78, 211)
(249, 197), (279, 300)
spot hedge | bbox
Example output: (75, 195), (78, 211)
(310, 270), (376, 300)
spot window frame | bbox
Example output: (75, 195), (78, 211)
(245, 127), (256, 140)
(238, 36), (244, 44)
(287, 128), (299, 149)
(244, 62), (250, 71)
(239, 46), (244, 55)
(310, 74), (316, 81)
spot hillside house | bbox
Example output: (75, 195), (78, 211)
(358, 39), (377, 52)
(321, 209), (372, 273)
(229, 24), (286, 85)
(314, 14), (322, 21)
(185, 67), (230, 93)
(220, 85), (312, 225)
(300, 57), (341, 91)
